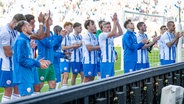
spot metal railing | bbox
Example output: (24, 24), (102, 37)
(8, 62), (184, 104)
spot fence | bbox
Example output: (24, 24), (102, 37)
(8, 62), (184, 104)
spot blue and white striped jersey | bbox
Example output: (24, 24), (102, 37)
(135, 33), (149, 64)
(0, 24), (19, 71)
(82, 32), (98, 64)
(60, 34), (72, 62)
(161, 31), (176, 61)
(70, 33), (82, 62)
(99, 32), (116, 63)
(158, 34), (164, 60)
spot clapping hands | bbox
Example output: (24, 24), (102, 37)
(39, 58), (51, 69)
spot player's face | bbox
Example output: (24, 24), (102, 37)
(141, 23), (147, 32)
(66, 25), (73, 33)
(127, 21), (134, 30)
(75, 26), (82, 33)
(161, 27), (167, 34)
(24, 23), (33, 35)
(169, 23), (175, 31)
(12, 20), (18, 29)
(89, 21), (96, 33)
(103, 24), (111, 32)
(29, 19), (35, 31)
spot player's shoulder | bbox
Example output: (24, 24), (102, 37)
(0, 25), (9, 34)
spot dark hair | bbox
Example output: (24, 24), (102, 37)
(160, 25), (166, 30)
(25, 14), (34, 23)
(137, 22), (144, 30)
(13, 14), (26, 22)
(73, 22), (81, 28)
(98, 20), (105, 30)
(124, 19), (131, 29)
(167, 21), (174, 27)
(14, 20), (27, 32)
(53, 25), (62, 35)
(84, 20), (94, 30)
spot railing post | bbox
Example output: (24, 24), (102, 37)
(174, 73), (181, 86)
(84, 96), (89, 104)
(115, 91), (125, 104)
(131, 87), (141, 104)
(154, 78), (163, 104)
(165, 73), (173, 85)
(145, 82), (154, 104)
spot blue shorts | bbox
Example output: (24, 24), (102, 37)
(160, 59), (164, 65)
(60, 62), (70, 73)
(0, 70), (14, 87)
(136, 63), (150, 70)
(97, 62), (100, 72)
(18, 83), (33, 96)
(124, 61), (136, 74)
(100, 62), (114, 78)
(54, 63), (61, 83)
(33, 68), (40, 85)
(83, 64), (97, 77)
(70, 62), (83, 74)
(162, 60), (175, 65)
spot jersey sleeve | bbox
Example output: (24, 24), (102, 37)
(70, 35), (76, 44)
(83, 35), (91, 45)
(135, 33), (142, 43)
(99, 33), (108, 40)
(62, 37), (66, 46)
(162, 32), (170, 44)
(0, 31), (11, 46)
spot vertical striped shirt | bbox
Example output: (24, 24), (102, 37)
(82, 32), (98, 64)
(0, 24), (19, 71)
(70, 33), (82, 62)
(99, 32), (116, 62)
(161, 31), (176, 60)
(60, 34), (72, 62)
(158, 34), (164, 60)
(135, 33), (149, 63)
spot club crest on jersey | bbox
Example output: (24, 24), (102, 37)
(6, 80), (11, 85)
(27, 88), (31, 93)
(64, 67), (67, 71)
(40, 76), (44, 80)
(74, 69), (78, 72)
(88, 71), (91, 75)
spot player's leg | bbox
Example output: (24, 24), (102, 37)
(71, 62), (82, 85)
(33, 68), (40, 95)
(60, 62), (70, 88)
(54, 62), (61, 90)
(46, 64), (56, 91)
(83, 64), (95, 83)
(79, 72), (84, 84)
(1, 87), (12, 102)
(12, 85), (20, 100)
(0, 70), (17, 102)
